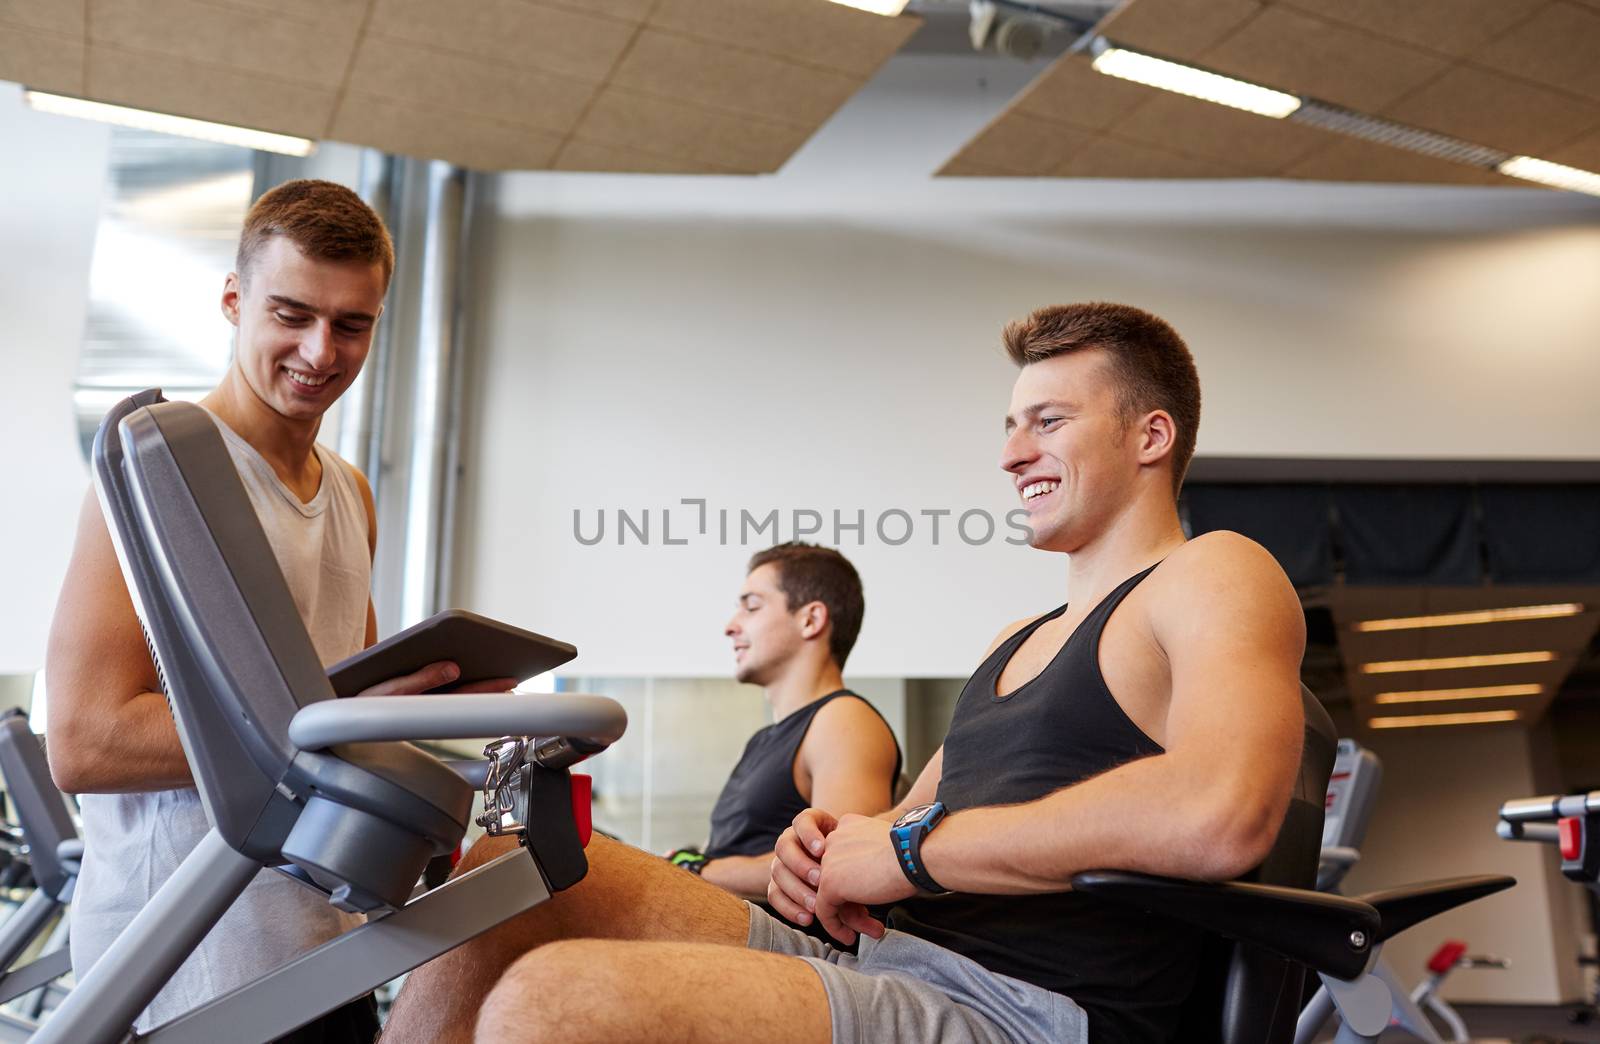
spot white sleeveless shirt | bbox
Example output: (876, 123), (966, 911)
(72, 411), (372, 1030)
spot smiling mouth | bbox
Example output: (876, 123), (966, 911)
(1020, 480), (1059, 503)
(283, 367), (333, 388)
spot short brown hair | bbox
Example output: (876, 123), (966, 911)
(237, 179), (394, 289)
(1003, 302), (1201, 495)
(747, 543), (864, 669)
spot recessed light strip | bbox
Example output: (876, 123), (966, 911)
(23, 90), (316, 157)
(1369, 710), (1520, 729)
(1499, 157), (1600, 197)
(1374, 683), (1544, 705)
(823, 0), (910, 14)
(1355, 603), (1584, 633)
(1089, 45), (1301, 119)
(1360, 651), (1558, 674)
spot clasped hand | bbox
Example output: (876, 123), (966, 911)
(767, 808), (917, 945)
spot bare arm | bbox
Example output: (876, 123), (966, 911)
(46, 489), (193, 793)
(696, 855), (772, 899)
(703, 696), (899, 899)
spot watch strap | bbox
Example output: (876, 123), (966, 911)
(893, 805), (950, 895)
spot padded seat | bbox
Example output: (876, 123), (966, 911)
(291, 741), (473, 853)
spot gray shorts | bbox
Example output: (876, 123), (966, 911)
(746, 903), (1088, 1044)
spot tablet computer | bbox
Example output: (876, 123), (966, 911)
(327, 609), (577, 698)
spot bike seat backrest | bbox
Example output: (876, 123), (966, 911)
(93, 394), (470, 886)
(1173, 683), (1337, 1044)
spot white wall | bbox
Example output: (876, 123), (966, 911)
(456, 170), (1600, 677)
(0, 84), (109, 674)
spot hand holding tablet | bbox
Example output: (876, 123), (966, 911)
(327, 609), (578, 698)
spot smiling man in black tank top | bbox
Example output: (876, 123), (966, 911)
(664, 543), (902, 902)
(384, 303), (1306, 1044)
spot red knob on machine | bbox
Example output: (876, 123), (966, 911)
(1560, 816), (1583, 862)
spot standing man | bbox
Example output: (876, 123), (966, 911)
(46, 179), (503, 1040)
(382, 301), (1306, 1044)
(665, 543), (901, 903)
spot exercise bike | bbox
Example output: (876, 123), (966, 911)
(1299, 740), (1507, 1044)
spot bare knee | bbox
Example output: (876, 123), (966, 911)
(455, 833), (520, 876)
(476, 941), (620, 1043)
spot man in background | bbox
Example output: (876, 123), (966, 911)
(665, 543), (901, 907)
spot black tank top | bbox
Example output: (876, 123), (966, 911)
(704, 690), (902, 859)
(889, 565), (1203, 1044)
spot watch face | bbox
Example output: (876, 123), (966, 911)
(894, 803), (936, 829)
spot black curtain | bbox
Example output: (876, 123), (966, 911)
(1184, 484), (1333, 587)
(1480, 485), (1600, 583)
(1331, 485), (1480, 585)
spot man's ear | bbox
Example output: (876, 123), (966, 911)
(799, 601), (830, 642)
(221, 272), (243, 327)
(1137, 409), (1177, 467)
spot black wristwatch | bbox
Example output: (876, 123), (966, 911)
(890, 802), (950, 894)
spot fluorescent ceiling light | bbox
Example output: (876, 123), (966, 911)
(824, 0), (910, 14)
(1374, 683), (1544, 705)
(1499, 156), (1600, 197)
(1360, 651), (1558, 674)
(1354, 603), (1584, 632)
(1091, 46), (1301, 119)
(24, 90), (315, 157)
(1369, 710), (1520, 729)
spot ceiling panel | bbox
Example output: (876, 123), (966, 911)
(1549, 125), (1600, 169)
(1, 0), (85, 35)
(365, 0), (634, 83)
(559, 0), (655, 22)
(1283, 137), (1516, 185)
(345, 37), (596, 135)
(610, 28), (861, 128)
(329, 94), (567, 171)
(553, 138), (738, 174)
(577, 87), (814, 172)
(1059, 134), (1242, 178)
(1011, 53), (1154, 131)
(87, 0), (360, 89)
(0, 24), (82, 95)
(1276, 0), (1545, 59)
(1, 0), (918, 173)
(650, 0), (920, 77)
(1115, 91), (1329, 168)
(86, 44), (335, 136)
(1474, 1), (1600, 104)
(942, 111), (1092, 175)
(212, 0), (370, 23)
(1203, 6), (1451, 114)
(1095, 0), (1261, 62)
(1383, 64), (1600, 156)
